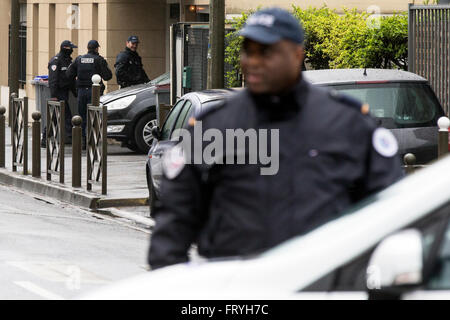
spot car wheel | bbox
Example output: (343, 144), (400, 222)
(134, 112), (157, 154)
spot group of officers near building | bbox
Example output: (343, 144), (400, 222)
(43, 35), (150, 148)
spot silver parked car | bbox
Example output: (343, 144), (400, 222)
(303, 68), (446, 164)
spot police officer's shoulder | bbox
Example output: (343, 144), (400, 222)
(116, 51), (129, 62)
(49, 55), (60, 64)
(93, 53), (105, 62)
(327, 89), (370, 116)
(48, 56), (61, 72)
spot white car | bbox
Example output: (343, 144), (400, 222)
(83, 155), (450, 300)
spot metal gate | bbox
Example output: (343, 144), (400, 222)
(8, 24), (27, 86)
(170, 23), (235, 104)
(186, 27), (210, 93)
(408, 4), (450, 114)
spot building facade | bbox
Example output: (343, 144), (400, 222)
(0, 0), (413, 116)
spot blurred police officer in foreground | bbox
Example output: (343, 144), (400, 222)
(148, 8), (403, 270)
(114, 36), (150, 89)
(67, 40), (112, 148)
(42, 40), (77, 147)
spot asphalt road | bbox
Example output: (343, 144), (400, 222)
(0, 184), (150, 300)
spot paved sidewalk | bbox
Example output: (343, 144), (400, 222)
(0, 127), (151, 218)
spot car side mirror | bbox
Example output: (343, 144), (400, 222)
(366, 229), (423, 300)
(151, 126), (161, 141)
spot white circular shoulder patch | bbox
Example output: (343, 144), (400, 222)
(162, 145), (186, 180)
(51, 65), (57, 71)
(372, 128), (398, 158)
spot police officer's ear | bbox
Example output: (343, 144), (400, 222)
(295, 44), (305, 63)
(288, 43), (305, 70)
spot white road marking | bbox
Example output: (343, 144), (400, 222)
(107, 208), (154, 227)
(0, 203), (97, 222)
(0, 204), (29, 214)
(6, 261), (109, 284)
(0, 209), (107, 222)
(14, 281), (64, 300)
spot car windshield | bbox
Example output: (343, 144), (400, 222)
(149, 72), (170, 86)
(160, 100), (185, 141)
(330, 82), (444, 129)
(201, 99), (224, 111)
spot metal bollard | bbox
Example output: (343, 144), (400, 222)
(0, 106), (5, 168)
(91, 74), (101, 107)
(32, 111), (41, 178)
(403, 153), (416, 175)
(438, 116), (450, 159)
(72, 116), (82, 188)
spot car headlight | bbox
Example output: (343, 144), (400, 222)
(106, 95), (136, 111)
(107, 125), (125, 133)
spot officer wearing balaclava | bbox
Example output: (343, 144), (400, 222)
(43, 40), (78, 147)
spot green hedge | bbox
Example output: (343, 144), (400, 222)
(225, 6), (408, 87)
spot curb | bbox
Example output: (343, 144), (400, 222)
(0, 168), (148, 211)
(103, 208), (154, 228)
(0, 169), (99, 209)
(97, 197), (148, 209)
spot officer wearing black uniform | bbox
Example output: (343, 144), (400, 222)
(67, 40), (112, 146)
(114, 36), (150, 88)
(43, 40), (77, 147)
(148, 8), (404, 270)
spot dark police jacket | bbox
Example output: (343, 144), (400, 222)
(148, 78), (404, 270)
(67, 51), (112, 94)
(114, 48), (150, 88)
(48, 51), (75, 99)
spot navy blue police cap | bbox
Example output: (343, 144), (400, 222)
(60, 40), (77, 49)
(239, 7), (304, 45)
(87, 40), (100, 49)
(127, 35), (140, 43)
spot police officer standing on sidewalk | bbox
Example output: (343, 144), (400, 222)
(148, 8), (404, 270)
(42, 40), (77, 147)
(67, 40), (112, 148)
(114, 36), (150, 89)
